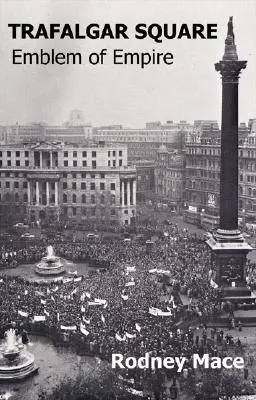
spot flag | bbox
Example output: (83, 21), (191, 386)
(41, 299), (46, 305)
(80, 293), (85, 302)
(44, 309), (50, 317)
(103, 302), (108, 309)
(149, 269), (157, 274)
(74, 276), (82, 282)
(63, 278), (73, 284)
(68, 270), (77, 275)
(101, 314), (105, 323)
(126, 332), (136, 339)
(210, 279), (218, 289)
(51, 295), (55, 302)
(24, 290), (28, 295)
(158, 310), (172, 316)
(0, 279), (3, 283)
(125, 281), (135, 287)
(80, 323), (89, 336)
(88, 301), (102, 306)
(57, 312), (60, 321)
(60, 325), (77, 331)
(33, 315), (46, 322)
(52, 286), (59, 292)
(18, 310), (28, 318)
(115, 333), (126, 341)
(121, 294), (128, 301)
(126, 266), (136, 272)
(94, 298), (107, 305)
(149, 307), (159, 316)
(85, 292), (91, 298)
(135, 323), (141, 332)
(82, 317), (90, 324)
(81, 305), (86, 313)
(71, 288), (77, 295)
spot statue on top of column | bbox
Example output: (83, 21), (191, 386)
(227, 16), (235, 42)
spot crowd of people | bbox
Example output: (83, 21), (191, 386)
(0, 223), (245, 394)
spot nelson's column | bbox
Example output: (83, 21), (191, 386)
(207, 17), (251, 285)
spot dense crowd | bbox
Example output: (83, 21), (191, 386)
(0, 225), (221, 367)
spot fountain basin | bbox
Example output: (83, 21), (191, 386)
(0, 352), (39, 381)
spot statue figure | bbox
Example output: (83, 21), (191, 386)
(227, 16), (235, 41)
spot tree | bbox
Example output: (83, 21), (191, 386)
(38, 363), (138, 400)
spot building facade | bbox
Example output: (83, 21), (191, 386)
(184, 122), (256, 230)
(0, 142), (136, 226)
(155, 146), (185, 212)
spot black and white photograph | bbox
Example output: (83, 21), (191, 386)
(0, 0), (256, 399)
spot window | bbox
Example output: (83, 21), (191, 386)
(23, 182), (28, 189)
(64, 151), (68, 157)
(90, 182), (95, 190)
(108, 151), (111, 157)
(72, 207), (76, 216)
(91, 173), (95, 179)
(63, 194), (67, 203)
(7, 160), (11, 167)
(14, 181), (19, 189)
(24, 193), (28, 202)
(82, 151), (87, 157)
(72, 173), (76, 179)
(73, 151), (77, 158)
(100, 195), (105, 204)
(6, 182), (10, 188)
(119, 159), (122, 166)
(111, 194), (116, 204)
(113, 160), (116, 167)
(82, 172), (86, 178)
(119, 150), (122, 156)
(72, 182), (76, 190)
(63, 172), (67, 178)
(25, 151), (29, 157)
(108, 160), (111, 166)
(15, 193), (19, 202)
(92, 151), (96, 158)
(92, 161), (96, 169)
(16, 160), (20, 167)
(73, 161), (77, 167)
(113, 151), (116, 156)
(83, 161), (87, 167)
(100, 182), (105, 190)
(25, 160), (29, 167)
(82, 208), (86, 216)
(110, 183), (115, 190)
(63, 182), (67, 189)
(111, 208), (116, 215)
(51, 182), (55, 190)
(81, 182), (86, 190)
(100, 173), (105, 179)
(72, 194), (77, 203)
(16, 151), (20, 157)
(91, 195), (95, 204)
(7, 151), (11, 157)
(0, 151), (2, 157)
(82, 194), (86, 203)
(64, 160), (68, 167)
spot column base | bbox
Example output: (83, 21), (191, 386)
(207, 230), (252, 286)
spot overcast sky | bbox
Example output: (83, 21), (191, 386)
(0, 0), (255, 127)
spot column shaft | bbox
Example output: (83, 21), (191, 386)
(27, 181), (30, 204)
(133, 180), (136, 205)
(36, 181), (39, 205)
(127, 180), (130, 207)
(46, 181), (50, 206)
(121, 181), (125, 206)
(55, 181), (58, 206)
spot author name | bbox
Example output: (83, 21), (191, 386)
(112, 353), (244, 372)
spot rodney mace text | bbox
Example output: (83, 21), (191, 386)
(11, 48), (174, 68)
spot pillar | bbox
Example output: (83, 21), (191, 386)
(127, 180), (130, 206)
(50, 152), (53, 169)
(40, 152), (43, 168)
(55, 181), (58, 206)
(27, 181), (30, 204)
(46, 181), (50, 206)
(36, 181), (39, 205)
(215, 17), (247, 234)
(121, 180), (125, 207)
(133, 180), (136, 206)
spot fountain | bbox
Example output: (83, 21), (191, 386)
(0, 329), (38, 381)
(35, 245), (65, 276)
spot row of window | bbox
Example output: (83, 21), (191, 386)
(0, 159), (123, 168)
(0, 181), (27, 189)
(0, 160), (29, 167)
(0, 151), (29, 157)
(63, 182), (116, 191)
(63, 194), (116, 204)
(62, 207), (116, 217)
